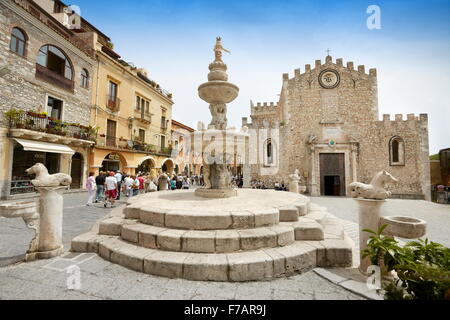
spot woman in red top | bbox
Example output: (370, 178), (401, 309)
(138, 175), (145, 194)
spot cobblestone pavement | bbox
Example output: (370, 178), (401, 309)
(0, 253), (365, 300)
(311, 196), (450, 247)
(0, 192), (124, 263)
(0, 192), (371, 300)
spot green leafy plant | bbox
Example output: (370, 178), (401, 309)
(362, 226), (450, 300)
(4, 108), (24, 122)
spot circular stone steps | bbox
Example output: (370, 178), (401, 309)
(119, 223), (295, 253)
(92, 236), (351, 281)
(71, 189), (354, 281)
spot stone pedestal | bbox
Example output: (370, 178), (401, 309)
(29, 186), (65, 260)
(195, 188), (238, 198)
(289, 181), (299, 193)
(354, 198), (385, 274)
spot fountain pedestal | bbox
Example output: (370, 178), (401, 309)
(195, 37), (240, 198)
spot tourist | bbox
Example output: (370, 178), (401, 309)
(115, 170), (123, 200)
(182, 177), (190, 189)
(138, 174), (145, 194)
(124, 175), (134, 197)
(95, 171), (106, 202)
(170, 177), (177, 190)
(132, 175), (140, 196)
(104, 172), (117, 208)
(86, 172), (96, 206)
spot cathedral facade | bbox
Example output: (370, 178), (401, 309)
(242, 55), (431, 200)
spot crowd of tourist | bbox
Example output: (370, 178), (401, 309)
(250, 179), (287, 191)
(85, 170), (225, 208)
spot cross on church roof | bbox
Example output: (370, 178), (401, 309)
(326, 48), (331, 56)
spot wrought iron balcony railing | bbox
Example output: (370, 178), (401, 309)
(6, 109), (95, 141)
(96, 135), (173, 156)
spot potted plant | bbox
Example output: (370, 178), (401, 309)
(4, 108), (24, 127)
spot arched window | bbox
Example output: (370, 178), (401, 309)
(80, 68), (89, 88)
(263, 139), (276, 166)
(10, 27), (27, 56)
(389, 136), (405, 166)
(37, 45), (73, 80)
(267, 142), (273, 161)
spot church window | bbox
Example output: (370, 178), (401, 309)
(263, 139), (276, 166)
(389, 136), (405, 166)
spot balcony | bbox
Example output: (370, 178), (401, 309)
(6, 109), (96, 142)
(96, 135), (173, 156)
(106, 95), (121, 112)
(134, 109), (152, 124)
(35, 64), (74, 92)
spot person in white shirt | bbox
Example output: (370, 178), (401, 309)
(132, 175), (140, 196)
(114, 171), (123, 200)
(124, 175), (134, 197)
(104, 172), (117, 207)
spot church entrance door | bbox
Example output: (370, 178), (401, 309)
(319, 153), (345, 196)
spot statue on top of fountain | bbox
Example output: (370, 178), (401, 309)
(213, 36), (230, 62)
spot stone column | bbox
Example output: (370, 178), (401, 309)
(355, 198), (385, 274)
(34, 186), (66, 259)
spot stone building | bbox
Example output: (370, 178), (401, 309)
(32, 0), (176, 178)
(242, 55), (431, 200)
(0, 0), (96, 199)
(171, 119), (195, 175)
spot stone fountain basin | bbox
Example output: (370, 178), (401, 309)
(0, 201), (37, 218)
(198, 81), (239, 104)
(380, 216), (426, 239)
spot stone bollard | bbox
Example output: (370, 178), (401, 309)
(31, 186), (66, 259)
(23, 163), (72, 260)
(288, 169), (301, 193)
(354, 198), (385, 274)
(349, 170), (426, 276)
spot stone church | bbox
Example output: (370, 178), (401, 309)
(242, 55), (430, 200)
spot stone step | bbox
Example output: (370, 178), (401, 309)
(71, 235), (353, 281)
(119, 223), (295, 253)
(124, 206), (280, 230)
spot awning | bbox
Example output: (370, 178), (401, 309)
(13, 138), (75, 155)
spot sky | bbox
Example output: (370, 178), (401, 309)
(73, 0), (450, 154)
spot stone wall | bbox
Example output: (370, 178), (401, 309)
(0, 0), (95, 126)
(0, 0), (96, 199)
(243, 55), (430, 200)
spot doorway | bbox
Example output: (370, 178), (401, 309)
(320, 153), (345, 196)
(70, 153), (83, 189)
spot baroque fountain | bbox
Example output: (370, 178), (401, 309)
(71, 38), (355, 281)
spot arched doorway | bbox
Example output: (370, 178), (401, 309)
(70, 153), (83, 189)
(162, 159), (174, 175)
(101, 153), (124, 172)
(137, 157), (155, 174)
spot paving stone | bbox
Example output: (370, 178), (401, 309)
(227, 251), (274, 281)
(139, 207), (167, 227)
(165, 211), (232, 230)
(279, 206), (299, 222)
(268, 225), (295, 246)
(215, 230), (240, 252)
(253, 208), (279, 227)
(183, 253), (228, 281)
(293, 221), (324, 240)
(138, 225), (167, 249)
(230, 210), (255, 229)
(157, 229), (187, 251)
(238, 228), (277, 250)
(143, 250), (189, 278)
(181, 230), (216, 253)
(98, 217), (125, 235)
